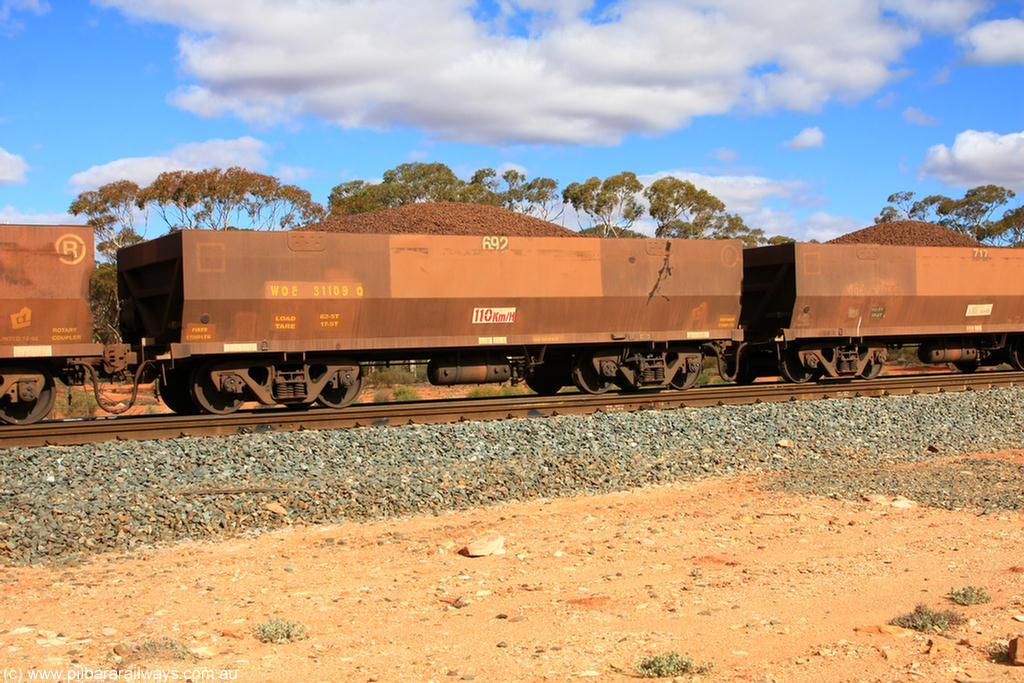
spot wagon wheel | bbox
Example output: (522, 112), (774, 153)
(669, 366), (701, 390)
(778, 349), (815, 384)
(859, 358), (884, 379)
(668, 351), (702, 390)
(953, 359), (979, 373)
(317, 367), (362, 409)
(571, 354), (613, 394)
(1010, 339), (1024, 370)
(525, 363), (566, 395)
(157, 367), (199, 415)
(190, 362), (244, 414)
(0, 365), (55, 425)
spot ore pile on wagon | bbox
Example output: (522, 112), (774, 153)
(828, 220), (982, 247)
(302, 201), (577, 237)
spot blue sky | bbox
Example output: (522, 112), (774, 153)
(1, 0), (1023, 240)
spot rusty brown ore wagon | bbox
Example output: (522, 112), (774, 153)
(738, 241), (1024, 382)
(0, 225), (132, 424)
(117, 230), (744, 414)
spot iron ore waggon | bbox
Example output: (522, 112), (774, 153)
(7, 221), (1024, 428)
(117, 230), (744, 414)
(737, 241), (1024, 382)
(0, 225), (132, 424)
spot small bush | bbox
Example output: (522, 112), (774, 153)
(949, 585), (991, 605)
(366, 366), (425, 387)
(252, 618), (309, 644)
(373, 387), (392, 402)
(58, 388), (100, 418)
(985, 639), (1011, 663)
(891, 604), (966, 633)
(465, 384), (524, 398)
(634, 652), (714, 678)
(391, 385), (421, 401)
(116, 638), (191, 665)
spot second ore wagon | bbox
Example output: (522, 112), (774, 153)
(118, 230), (744, 414)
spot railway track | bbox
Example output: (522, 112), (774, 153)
(3, 370), (1023, 448)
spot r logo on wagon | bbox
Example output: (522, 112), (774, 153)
(472, 307), (517, 324)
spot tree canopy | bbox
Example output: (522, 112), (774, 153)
(326, 162), (562, 220)
(875, 185), (1022, 245)
(644, 176), (769, 247)
(561, 172), (645, 237)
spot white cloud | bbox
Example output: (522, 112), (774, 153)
(642, 170), (813, 213)
(921, 129), (1024, 191)
(707, 147), (739, 163)
(0, 0), (48, 35)
(959, 18), (1024, 64)
(636, 169), (851, 241)
(274, 164), (311, 183)
(0, 205), (80, 225)
(882, 0), (984, 32)
(0, 146), (28, 183)
(784, 126), (825, 150)
(68, 137), (269, 191)
(99, 0), (928, 145)
(799, 211), (863, 241)
(903, 106), (937, 125)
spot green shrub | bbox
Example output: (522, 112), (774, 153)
(366, 366), (421, 387)
(252, 618), (309, 644)
(373, 387), (392, 402)
(634, 652), (714, 678)
(391, 385), (421, 401)
(59, 388), (100, 418)
(891, 604), (966, 633)
(117, 638), (191, 664)
(985, 639), (1011, 663)
(465, 384), (524, 398)
(949, 585), (991, 605)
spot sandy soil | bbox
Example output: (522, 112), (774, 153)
(2, 453), (1023, 683)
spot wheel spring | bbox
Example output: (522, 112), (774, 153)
(274, 371), (308, 401)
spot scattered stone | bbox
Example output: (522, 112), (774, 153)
(854, 624), (915, 637)
(458, 534), (505, 558)
(264, 502), (289, 516)
(776, 439), (795, 449)
(927, 638), (955, 655)
(221, 628), (245, 639)
(190, 646), (217, 659)
(1009, 637), (1023, 666)
(5, 386), (1024, 564)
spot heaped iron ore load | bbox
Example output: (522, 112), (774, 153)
(827, 220), (982, 247)
(738, 241), (1024, 382)
(0, 225), (131, 424)
(117, 230), (743, 414)
(301, 201), (578, 237)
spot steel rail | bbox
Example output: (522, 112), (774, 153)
(3, 370), (1023, 448)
